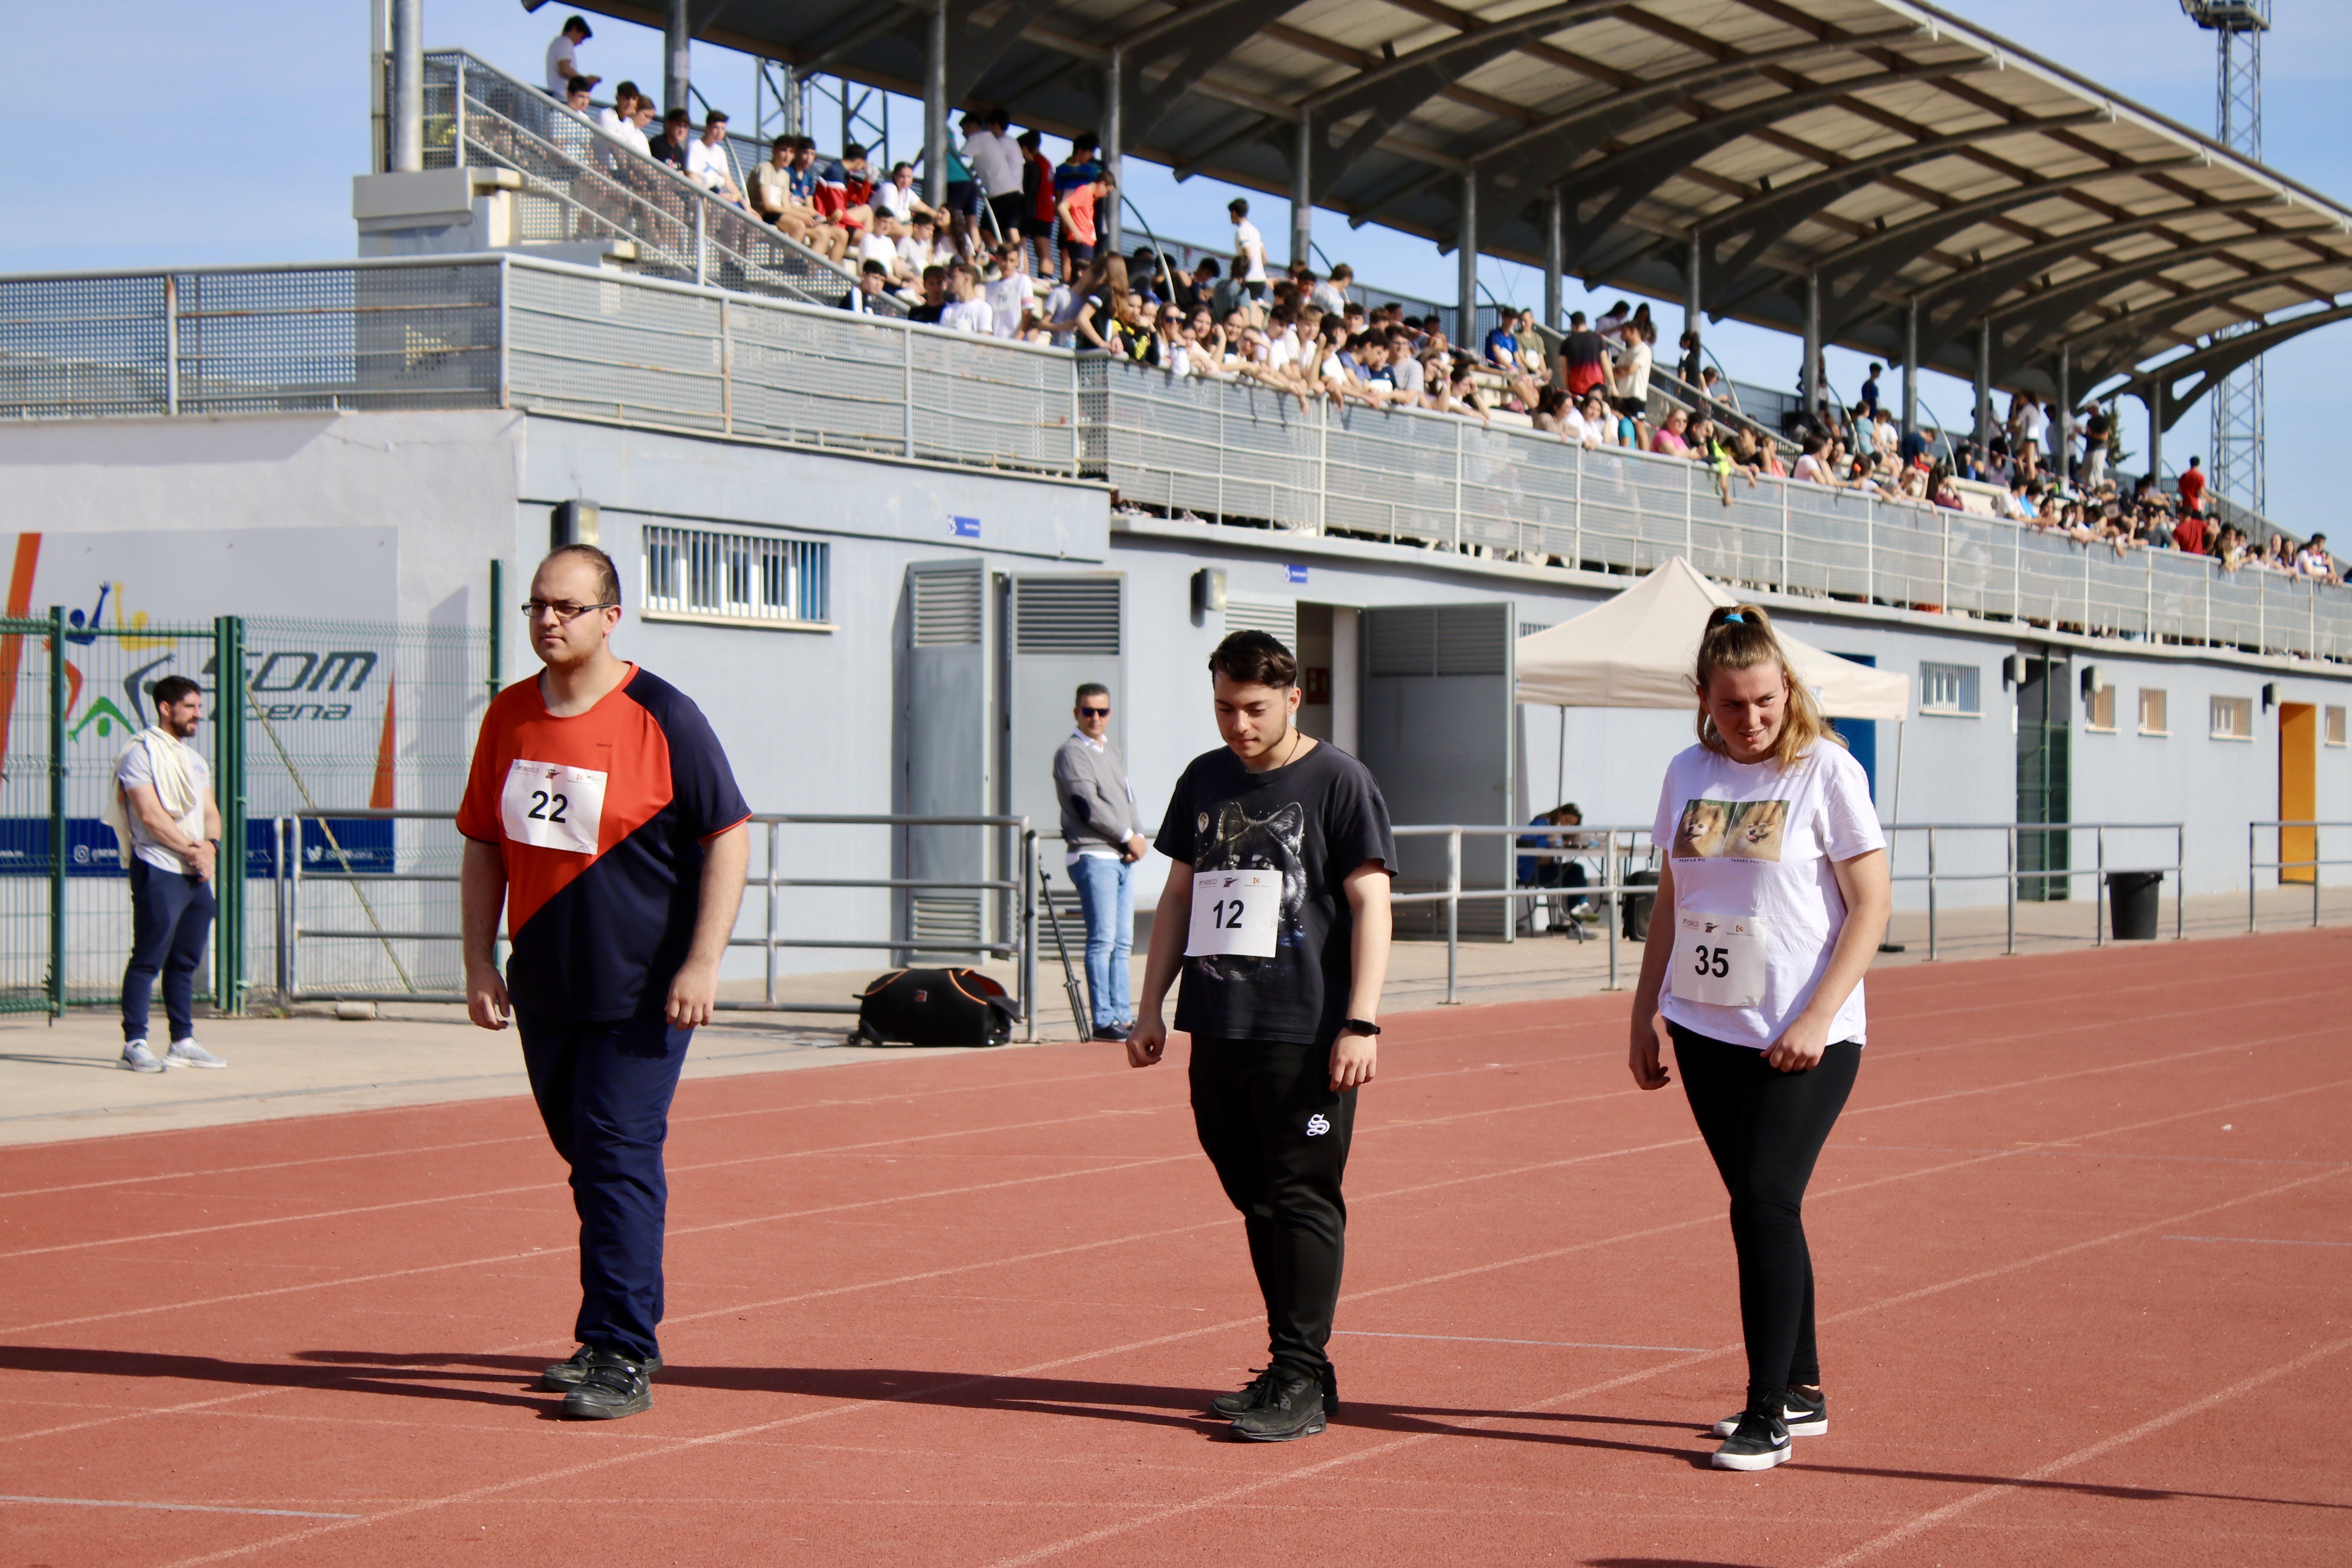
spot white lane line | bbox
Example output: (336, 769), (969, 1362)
(1337, 1331), (1710, 1354)
(0, 1494), (359, 1519)
(1816, 1331), (2352, 1567)
(2164, 1233), (2352, 1248)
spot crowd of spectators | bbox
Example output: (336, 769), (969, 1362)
(527, 21), (2340, 583)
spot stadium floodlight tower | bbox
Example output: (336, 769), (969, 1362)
(2181, 0), (2271, 517)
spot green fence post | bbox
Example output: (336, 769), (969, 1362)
(488, 558), (503, 701)
(214, 615), (247, 1015)
(47, 607), (63, 1019)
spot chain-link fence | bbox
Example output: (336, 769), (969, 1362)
(0, 612), (486, 1018)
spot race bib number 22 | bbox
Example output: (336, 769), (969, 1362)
(1187, 869), (1280, 958)
(500, 759), (608, 856)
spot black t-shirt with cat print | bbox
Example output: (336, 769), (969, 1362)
(1156, 739), (1396, 1046)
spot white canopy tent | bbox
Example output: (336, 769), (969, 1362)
(1516, 557), (1913, 819)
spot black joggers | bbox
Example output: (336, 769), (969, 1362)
(1670, 1023), (1860, 1410)
(1189, 1035), (1357, 1387)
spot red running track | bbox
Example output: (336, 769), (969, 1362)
(3, 930), (2350, 1566)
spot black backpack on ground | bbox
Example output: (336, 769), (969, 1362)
(851, 968), (1017, 1048)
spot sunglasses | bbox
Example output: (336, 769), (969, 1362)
(1077, 705), (1110, 717)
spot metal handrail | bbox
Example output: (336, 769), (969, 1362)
(272, 809), (1035, 1037)
(1882, 821), (2187, 958)
(2247, 819), (2352, 933)
(1390, 824), (1661, 1000)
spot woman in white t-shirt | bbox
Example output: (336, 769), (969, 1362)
(1627, 603), (1890, 1474)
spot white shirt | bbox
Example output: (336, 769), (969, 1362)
(984, 275), (1031, 338)
(545, 33), (584, 94)
(941, 298), (994, 334)
(115, 733), (213, 876)
(1792, 454), (1830, 486)
(1044, 283), (1081, 343)
(856, 230), (899, 269)
(896, 234), (948, 272)
(1652, 741), (1884, 1049)
(1266, 331), (1300, 373)
(1309, 280), (1347, 316)
(685, 138), (733, 192)
(2020, 401), (2049, 442)
(963, 128), (1023, 197)
(875, 182), (919, 222)
(1390, 353), (1424, 396)
(1233, 219), (1268, 282)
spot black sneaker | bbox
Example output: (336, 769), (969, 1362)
(1091, 1023), (1132, 1043)
(1207, 1366), (1278, 1418)
(1712, 1387), (1824, 1439)
(1228, 1372), (1325, 1442)
(540, 1345), (664, 1391)
(560, 1350), (652, 1420)
(1710, 1406), (1792, 1471)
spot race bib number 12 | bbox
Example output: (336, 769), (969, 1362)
(500, 759), (608, 856)
(1187, 869), (1280, 958)
(1678, 911), (1768, 1008)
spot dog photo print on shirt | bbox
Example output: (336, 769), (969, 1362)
(1672, 798), (1788, 861)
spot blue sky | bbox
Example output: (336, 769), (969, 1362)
(9, 1), (2347, 525)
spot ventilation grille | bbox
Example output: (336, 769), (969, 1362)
(909, 894), (984, 948)
(1014, 577), (1121, 656)
(911, 569), (982, 646)
(1520, 621), (1550, 640)
(1224, 598), (1298, 650)
(1367, 604), (1508, 677)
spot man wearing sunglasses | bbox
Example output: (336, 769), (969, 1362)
(458, 544), (750, 1421)
(1053, 683), (1148, 1041)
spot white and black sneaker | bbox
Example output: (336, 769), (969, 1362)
(1713, 1386), (1825, 1438)
(1710, 1407), (1793, 1471)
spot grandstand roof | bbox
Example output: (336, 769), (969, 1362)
(584, 0), (2352, 404)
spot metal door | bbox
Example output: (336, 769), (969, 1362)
(1359, 602), (1515, 937)
(1002, 573), (1125, 853)
(901, 560), (993, 958)
(2014, 648), (2070, 902)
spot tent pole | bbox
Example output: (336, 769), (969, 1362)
(1556, 704), (1567, 808)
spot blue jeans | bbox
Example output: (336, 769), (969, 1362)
(1067, 854), (1132, 1028)
(517, 1009), (693, 1363)
(122, 858), (214, 1044)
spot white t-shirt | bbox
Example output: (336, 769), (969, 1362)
(1233, 220), (1268, 282)
(875, 182), (919, 222)
(940, 298), (993, 334)
(963, 129), (1023, 197)
(1390, 353), (1424, 396)
(545, 33), (583, 94)
(1652, 741), (1883, 1049)
(685, 138), (732, 192)
(116, 734), (213, 876)
(984, 275), (1031, 337)
(857, 230), (899, 270)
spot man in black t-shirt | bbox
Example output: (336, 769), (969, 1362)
(1129, 631), (1396, 1443)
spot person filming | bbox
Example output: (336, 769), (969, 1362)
(1625, 605), (1890, 1472)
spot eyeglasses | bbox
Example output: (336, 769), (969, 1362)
(521, 600), (616, 624)
(1077, 706), (1110, 717)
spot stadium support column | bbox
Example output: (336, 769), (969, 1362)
(927, 3), (950, 211)
(389, 0), (421, 173)
(665, 0), (690, 117)
(1902, 298), (1919, 432)
(1457, 173), (1478, 349)
(1683, 232), (1701, 368)
(1975, 320), (1992, 445)
(1542, 191), (1562, 335)
(1801, 270), (1821, 418)
(1291, 113), (1312, 269)
(2054, 344), (2070, 478)
(2146, 380), (2164, 480)
(1101, 48), (1122, 253)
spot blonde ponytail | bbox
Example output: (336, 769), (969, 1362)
(1691, 603), (1841, 770)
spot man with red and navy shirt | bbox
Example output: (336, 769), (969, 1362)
(460, 544), (750, 1420)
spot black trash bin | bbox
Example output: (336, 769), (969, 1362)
(1622, 869), (1660, 942)
(2106, 871), (2162, 940)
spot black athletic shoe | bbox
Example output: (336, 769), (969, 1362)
(1207, 1366), (1278, 1418)
(540, 1345), (664, 1391)
(1228, 1373), (1325, 1442)
(560, 1350), (652, 1420)
(1710, 1407), (1792, 1471)
(1091, 1023), (1132, 1043)
(1713, 1387), (1824, 1439)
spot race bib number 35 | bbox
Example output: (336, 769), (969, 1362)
(1678, 911), (1768, 1008)
(499, 759), (608, 856)
(1187, 869), (1280, 958)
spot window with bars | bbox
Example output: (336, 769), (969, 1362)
(2138, 688), (2168, 736)
(2327, 706), (2347, 747)
(2085, 684), (2116, 732)
(2210, 695), (2253, 741)
(1919, 662), (1979, 716)
(641, 524), (830, 628)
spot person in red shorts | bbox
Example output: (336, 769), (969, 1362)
(459, 544), (750, 1420)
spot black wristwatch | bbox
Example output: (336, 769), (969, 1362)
(1341, 1018), (1382, 1037)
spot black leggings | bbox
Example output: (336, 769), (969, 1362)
(1671, 1024), (1860, 1408)
(1189, 1035), (1356, 1386)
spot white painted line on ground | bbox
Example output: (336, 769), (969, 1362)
(0, 1494), (359, 1519)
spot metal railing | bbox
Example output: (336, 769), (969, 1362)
(273, 808), (1038, 1039)
(5, 253), (2350, 663)
(2248, 820), (2351, 932)
(417, 50), (877, 312)
(1392, 825), (1660, 999)
(1884, 821), (2187, 959)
